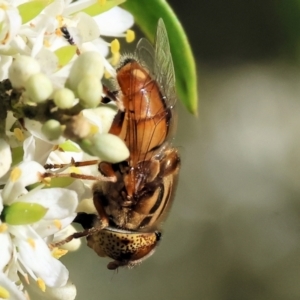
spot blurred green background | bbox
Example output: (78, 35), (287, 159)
(63, 1), (300, 299)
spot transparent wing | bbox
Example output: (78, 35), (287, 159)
(135, 37), (155, 73)
(154, 19), (177, 109)
(135, 19), (177, 111)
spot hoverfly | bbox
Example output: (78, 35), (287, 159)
(53, 19), (180, 270)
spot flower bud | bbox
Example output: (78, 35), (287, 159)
(66, 51), (104, 91)
(92, 133), (129, 163)
(42, 119), (63, 141)
(53, 88), (76, 109)
(25, 73), (53, 103)
(77, 75), (102, 108)
(8, 55), (40, 89)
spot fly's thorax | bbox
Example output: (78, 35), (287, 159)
(86, 227), (161, 270)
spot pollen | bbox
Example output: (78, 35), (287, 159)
(14, 128), (25, 142)
(37, 278), (46, 292)
(126, 30), (135, 43)
(43, 39), (51, 48)
(111, 39), (120, 54)
(55, 27), (62, 37)
(69, 166), (80, 174)
(0, 286), (10, 299)
(42, 176), (51, 186)
(0, 223), (8, 233)
(99, 0), (106, 5)
(10, 167), (21, 182)
(27, 238), (36, 249)
(52, 247), (68, 259)
(111, 52), (121, 66)
(56, 15), (64, 27)
(104, 69), (112, 79)
(53, 219), (62, 230)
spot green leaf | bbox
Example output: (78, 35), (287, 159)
(2, 202), (48, 225)
(80, 0), (126, 17)
(55, 45), (77, 69)
(11, 147), (24, 166)
(18, 1), (52, 24)
(122, 0), (198, 115)
(59, 140), (81, 152)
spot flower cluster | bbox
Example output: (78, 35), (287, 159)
(0, 0), (135, 298)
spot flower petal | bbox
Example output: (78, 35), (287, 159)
(0, 229), (12, 271)
(12, 226), (69, 287)
(18, 188), (78, 220)
(0, 272), (26, 300)
(0, 139), (12, 178)
(2, 161), (45, 204)
(94, 7), (134, 36)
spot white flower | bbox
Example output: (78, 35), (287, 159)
(0, 139), (12, 178)
(0, 161), (78, 295)
(0, 1), (22, 48)
(0, 272), (26, 300)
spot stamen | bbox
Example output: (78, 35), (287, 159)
(110, 39), (120, 54)
(69, 166), (80, 174)
(0, 223), (8, 233)
(37, 278), (46, 292)
(0, 286), (10, 299)
(111, 52), (120, 66)
(126, 30), (135, 43)
(23, 273), (30, 284)
(99, 0), (106, 5)
(53, 219), (62, 230)
(56, 15), (64, 27)
(42, 176), (51, 186)
(10, 167), (21, 182)
(52, 247), (68, 259)
(27, 238), (35, 249)
(104, 70), (112, 79)
(14, 128), (24, 142)
(43, 39), (51, 48)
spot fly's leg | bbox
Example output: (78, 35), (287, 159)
(43, 158), (117, 182)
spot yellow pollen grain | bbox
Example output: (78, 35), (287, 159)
(69, 166), (80, 174)
(43, 39), (51, 48)
(104, 69), (112, 79)
(111, 52), (120, 66)
(37, 278), (46, 292)
(56, 15), (64, 27)
(0, 286), (10, 299)
(89, 124), (99, 135)
(110, 39), (120, 54)
(126, 30), (135, 43)
(53, 219), (62, 230)
(55, 27), (62, 37)
(14, 128), (25, 142)
(42, 176), (51, 186)
(27, 238), (35, 249)
(0, 223), (8, 233)
(99, 0), (106, 5)
(52, 247), (68, 259)
(10, 167), (21, 182)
